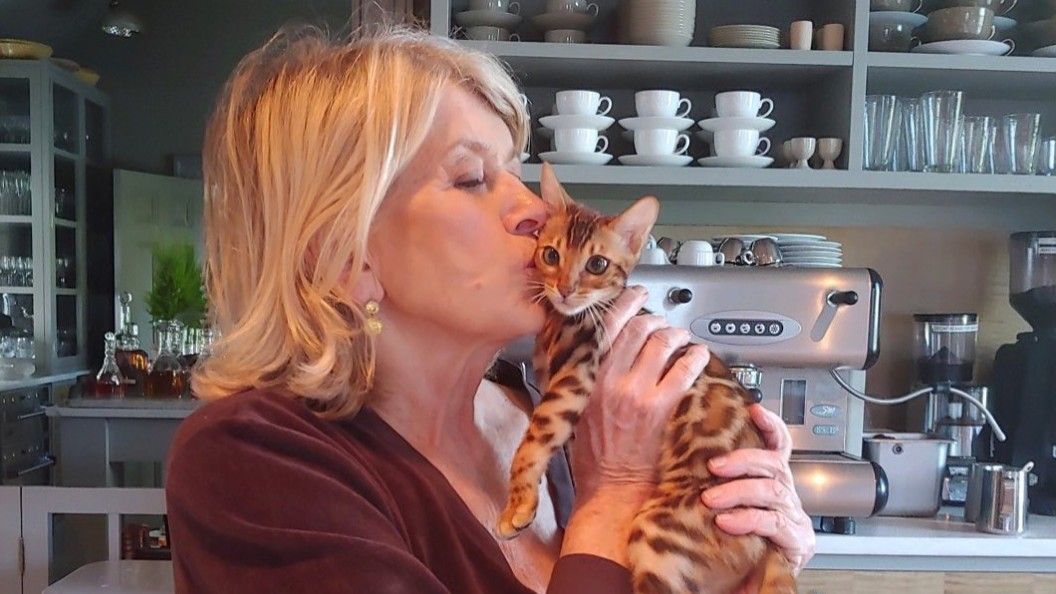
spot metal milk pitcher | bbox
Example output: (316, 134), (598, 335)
(975, 461), (1034, 535)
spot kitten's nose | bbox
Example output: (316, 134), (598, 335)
(558, 284), (574, 298)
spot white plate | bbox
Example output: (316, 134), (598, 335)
(539, 151), (612, 165)
(785, 254), (842, 261)
(532, 11), (594, 31)
(539, 114), (615, 130)
(697, 116), (776, 133)
(711, 41), (781, 49)
(619, 116), (695, 131)
(768, 233), (827, 242)
(912, 40), (1013, 56)
(698, 155), (774, 168)
(713, 234), (778, 243)
(520, 152), (530, 162)
(454, 10), (522, 29)
(781, 250), (843, 257)
(789, 262), (843, 268)
(780, 246), (843, 253)
(994, 16), (1016, 34)
(1033, 44), (1056, 57)
(618, 154), (693, 167)
(868, 11), (927, 29)
(780, 240), (841, 249)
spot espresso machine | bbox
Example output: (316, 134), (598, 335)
(628, 265), (888, 533)
(991, 231), (1056, 516)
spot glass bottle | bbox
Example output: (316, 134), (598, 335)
(92, 332), (125, 398)
(115, 293), (149, 396)
(145, 320), (186, 399)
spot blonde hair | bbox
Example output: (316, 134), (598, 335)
(193, 24), (529, 418)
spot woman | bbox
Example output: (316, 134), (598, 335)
(165, 24), (814, 593)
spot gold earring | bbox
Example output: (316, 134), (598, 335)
(364, 300), (383, 336)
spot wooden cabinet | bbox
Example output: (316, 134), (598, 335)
(799, 570), (1056, 594)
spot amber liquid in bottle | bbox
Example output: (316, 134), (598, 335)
(145, 370), (186, 399)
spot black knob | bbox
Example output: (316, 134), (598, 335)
(668, 288), (693, 304)
(747, 388), (763, 404)
(828, 290), (859, 306)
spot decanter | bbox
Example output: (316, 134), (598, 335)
(115, 292), (149, 395)
(145, 320), (186, 399)
(93, 332), (125, 398)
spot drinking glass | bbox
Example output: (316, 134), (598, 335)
(899, 97), (925, 172)
(0, 256), (11, 286)
(921, 90), (964, 173)
(1002, 113), (1041, 175)
(864, 95), (898, 171)
(1038, 137), (1056, 176)
(962, 116), (993, 174)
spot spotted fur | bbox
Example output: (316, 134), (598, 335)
(496, 164), (795, 594)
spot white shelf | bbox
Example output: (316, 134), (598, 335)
(866, 53), (1056, 99)
(0, 143), (31, 154)
(0, 286), (33, 294)
(53, 147), (79, 161)
(460, 41), (852, 89)
(0, 216), (33, 224)
(55, 288), (78, 296)
(54, 219), (78, 229)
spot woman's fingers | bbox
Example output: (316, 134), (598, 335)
(713, 507), (815, 575)
(703, 478), (798, 516)
(632, 327), (692, 386)
(657, 343), (710, 397)
(747, 404), (793, 459)
(598, 286), (649, 353)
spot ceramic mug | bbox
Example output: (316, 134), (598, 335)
(635, 90), (692, 118)
(820, 23), (845, 50)
(555, 90), (612, 116)
(715, 91), (774, 118)
(546, 0), (599, 15)
(554, 128), (608, 153)
(713, 129), (771, 157)
(676, 240), (726, 267)
(633, 129), (691, 156)
(790, 20), (813, 50)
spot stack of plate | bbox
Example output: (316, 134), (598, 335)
(0, 38), (53, 60)
(619, 0), (695, 47)
(771, 233), (844, 268)
(708, 25), (780, 49)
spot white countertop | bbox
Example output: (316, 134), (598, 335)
(810, 508), (1056, 572)
(0, 370), (89, 391)
(45, 398), (200, 419)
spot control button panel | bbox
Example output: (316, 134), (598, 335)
(812, 425), (840, 436)
(709, 319), (784, 336)
(810, 404), (840, 419)
(690, 311), (802, 346)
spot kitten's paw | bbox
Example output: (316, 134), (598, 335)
(495, 501), (538, 540)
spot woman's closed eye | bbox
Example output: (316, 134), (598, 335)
(455, 176), (486, 190)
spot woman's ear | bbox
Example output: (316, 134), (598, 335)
(343, 253), (384, 306)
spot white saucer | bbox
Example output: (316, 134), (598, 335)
(539, 151), (612, 165)
(769, 233), (827, 242)
(618, 116), (695, 131)
(912, 40), (1012, 56)
(697, 116), (776, 133)
(532, 11), (594, 31)
(994, 16), (1016, 34)
(780, 248), (843, 256)
(1033, 44), (1056, 57)
(789, 262), (842, 268)
(455, 9), (522, 29)
(779, 240), (842, 249)
(698, 155), (773, 168)
(539, 114), (614, 130)
(618, 154), (693, 167)
(868, 10), (927, 29)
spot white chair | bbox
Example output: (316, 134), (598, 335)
(21, 487), (169, 594)
(1, 486), (21, 593)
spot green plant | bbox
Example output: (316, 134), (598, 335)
(145, 242), (207, 328)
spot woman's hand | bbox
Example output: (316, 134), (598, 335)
(560, 286), (710, 566)
(701, 404), (816, 575)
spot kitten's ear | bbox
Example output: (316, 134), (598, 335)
(539, 162), (569, 213)
(612, 196), (660, 255)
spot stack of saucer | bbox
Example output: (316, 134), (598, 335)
(697, 91), (776, 168)
(533, 0), (598, 39)
(708, 25), (781, 49)
(618, 0), (695, 46)
(771, 233), (843, 268)
(618, 90), (695, 167)
(454, 0), (523, 38)
(538, 90), (615, 165)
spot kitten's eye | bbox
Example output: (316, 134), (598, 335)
(585, 255), (609, 275)
(542, 246), (560, 266)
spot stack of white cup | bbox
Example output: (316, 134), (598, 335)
(533, 0), (598, 43)
(455, 0), (523, 41)
(617, 90), (695, 167)
(538, 90), (615, 165)
(696, 91), (777, 169)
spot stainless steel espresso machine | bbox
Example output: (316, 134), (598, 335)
(628, 265), (888, 533)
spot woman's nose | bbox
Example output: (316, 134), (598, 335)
(507, 183), (548, 236)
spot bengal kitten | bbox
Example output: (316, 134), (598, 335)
(496, 164), (795, 594)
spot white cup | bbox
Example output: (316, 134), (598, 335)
(633, 129), (691, 156)
(676, 240), (726, 267)
(713, 129), (771, 158)
(518, 93), (528, 108)
(470, 0), (520, 13)
(554, 128), (608, 153)
(714, 91), (774, 118)
(639, 247), (670, 265)
(545, 29), (586, 43)
(466, 26), (519, 41)
(546, 0), (599, 15)
(555, 90), (612, 116)
(635, 90), (692, 118)
(820, 23), (845, 50)
(790, 20), (813, 50)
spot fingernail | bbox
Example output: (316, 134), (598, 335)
(710, 456), (727, 470)
(702, 491), (719, 506)
(632, 285), (648, 296)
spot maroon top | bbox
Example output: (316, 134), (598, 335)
(165, 364), (633, 593)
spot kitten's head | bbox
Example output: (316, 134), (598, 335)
(533, 163), (659, 317)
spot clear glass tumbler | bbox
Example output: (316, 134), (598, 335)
(962, 116), (994, 174)
(920, 90), (964, 173)
(1003, 113), (1041, 175)
(864, 95), (898, 171)
(1038, 137), (1056, 176)
(900, 97), (925, 172)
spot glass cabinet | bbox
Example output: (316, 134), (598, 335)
(0, 59), (109, 373)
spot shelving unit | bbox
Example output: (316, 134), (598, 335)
(427, 0), (1056, 226)
(0, 60), (108, 373)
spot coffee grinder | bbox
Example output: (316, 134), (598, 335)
(992, 231), (1056, 516)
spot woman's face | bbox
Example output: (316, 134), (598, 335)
(369, 85), (548, 345)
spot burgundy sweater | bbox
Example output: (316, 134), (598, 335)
(165, 369), (633, 593)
